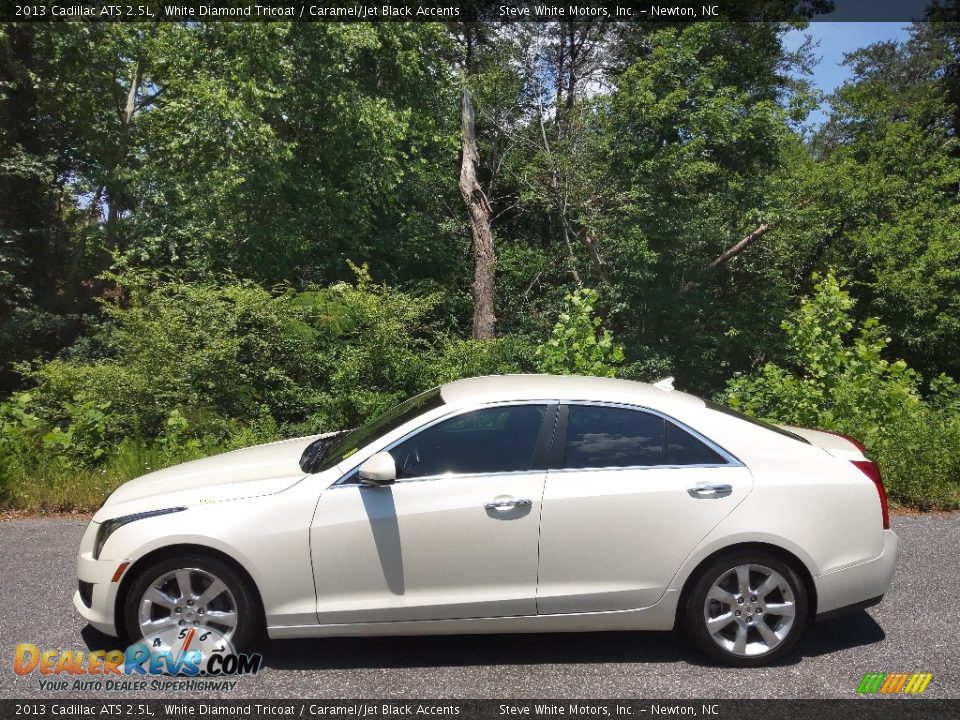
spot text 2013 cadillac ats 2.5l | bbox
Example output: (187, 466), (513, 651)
(75, 375), (897, 666)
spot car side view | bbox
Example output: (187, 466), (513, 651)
(75, 374), (897, 666)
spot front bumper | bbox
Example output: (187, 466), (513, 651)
(814, 529), (898, 616)
(74, 521), (125, 637)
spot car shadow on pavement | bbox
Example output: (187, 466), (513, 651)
(789, 611), (886, 661)
(79, 610), (884, 670)
(80, 625), (127, 652)
(255, 611), (885, 670)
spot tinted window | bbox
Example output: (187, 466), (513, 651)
(305, 387), (445, 473)
(665, 422), (726, 465)
(563, 406), (664, 469)
(390, 405), (547, 478)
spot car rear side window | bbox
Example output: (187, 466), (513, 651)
(390, 405), (548, 479)
(561, 405), (729, 469)
(665, 421), (726, 465)
(563, 406), (663, 469)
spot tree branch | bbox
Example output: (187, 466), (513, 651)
(680, 221), (773, 294)
(681, 199), (813, 294)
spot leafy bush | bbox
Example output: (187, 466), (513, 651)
(537, 288), (624, 377)
(723, 273), (960, 509)
(5, 268), (954, 512)
(0, 265), (542, 509)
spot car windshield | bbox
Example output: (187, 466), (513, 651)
(705, 401), (810, 444)
(300, 387), (445, 473)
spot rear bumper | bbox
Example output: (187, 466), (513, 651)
(814, 529), (897, 616)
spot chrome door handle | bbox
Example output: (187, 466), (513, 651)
(484, 497), (533, 510)
(687, 483), (733, 498)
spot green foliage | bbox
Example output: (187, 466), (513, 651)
(433, 336), (538, 384)
(804, 25), (960, 382)
(537, 289), (624, 377)
(2, 21), (959, 512)
(726, 273), (922, 440)
(0, 265), (537, 508)
(11, 264), (453, 440)
(593, 23), (808, 392)
(724, 272), (960, 509)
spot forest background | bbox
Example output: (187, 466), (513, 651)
(1, 13), (958, 510)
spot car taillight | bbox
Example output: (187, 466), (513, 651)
(852, 459), (890, 530)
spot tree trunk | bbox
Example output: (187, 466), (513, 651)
(458, 88), (496, 340)
(105, 58), (143, 247)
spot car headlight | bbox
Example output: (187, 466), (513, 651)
(93, 507), (186, 560)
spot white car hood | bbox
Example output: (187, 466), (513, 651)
(94, 434), (325, 520)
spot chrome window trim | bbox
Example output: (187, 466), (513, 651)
(333, 468), (549, 489)
(332, 400), (554, 487)
(546, 463), (740, 474)
(331, 397), (743, 487)
(557, 400), (744, 470)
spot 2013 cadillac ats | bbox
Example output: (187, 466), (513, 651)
(75, 375), (897, 666)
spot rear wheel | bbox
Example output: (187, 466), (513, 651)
(683, 550), (808, 666)
(123, 554), (262, 652)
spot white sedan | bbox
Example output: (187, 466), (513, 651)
(75, 374), (897, 666)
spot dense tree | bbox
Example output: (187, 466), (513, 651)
(804, 23), (960, 382)
(1, 18), (958, 511)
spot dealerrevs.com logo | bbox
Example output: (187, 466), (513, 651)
(856, 672), (934, 695)
(14, 627), (262, 692)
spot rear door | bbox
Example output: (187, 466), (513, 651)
(536, 403), (752, 615)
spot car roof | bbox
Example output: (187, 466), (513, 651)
(439, 374), (705, 411)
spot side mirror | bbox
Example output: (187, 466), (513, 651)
(358, 452), (397, 485)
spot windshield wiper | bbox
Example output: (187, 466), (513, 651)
(299, 430), (349, 474)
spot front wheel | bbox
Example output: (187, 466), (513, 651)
(123, 554), (263, 653)
(683, 550), (808, 667)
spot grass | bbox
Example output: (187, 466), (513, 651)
(0, 441), (213, 512)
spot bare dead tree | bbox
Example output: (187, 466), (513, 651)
(459, 88), (497, 340)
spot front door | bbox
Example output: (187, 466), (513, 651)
(311, 403), (553, 624)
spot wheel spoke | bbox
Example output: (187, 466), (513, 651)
(141, 615), (178, 633)
(754, 572), (782, 600)
(736, 566), (751, 597)
(174, 569), (194, 601)
(706, 612), (736, 634)
(756, 620), (780, 648)
(144, 587), (177, 609)
(707, 586), (737, 605)
(203, 610), (237, 629)
(196, 578), (227, 607)
(733, 623), (748, 655)
(764, 601), (795, 618)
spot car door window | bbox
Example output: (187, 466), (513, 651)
(665, 421), (727, 465)
(562, 406), (730, 469)
(563, 406), (664, 469)
(390, 405), (548, 479)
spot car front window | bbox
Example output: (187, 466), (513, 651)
(390, 404), (548, 479)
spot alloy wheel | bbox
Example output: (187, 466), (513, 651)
(138, 567), (239, 643)
(702, 563), (796, 657)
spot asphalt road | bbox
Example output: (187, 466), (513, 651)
(1, 513), (957, 700)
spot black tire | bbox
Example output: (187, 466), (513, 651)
(122, 553), (263, 653)
(683, 549), (808, 667)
